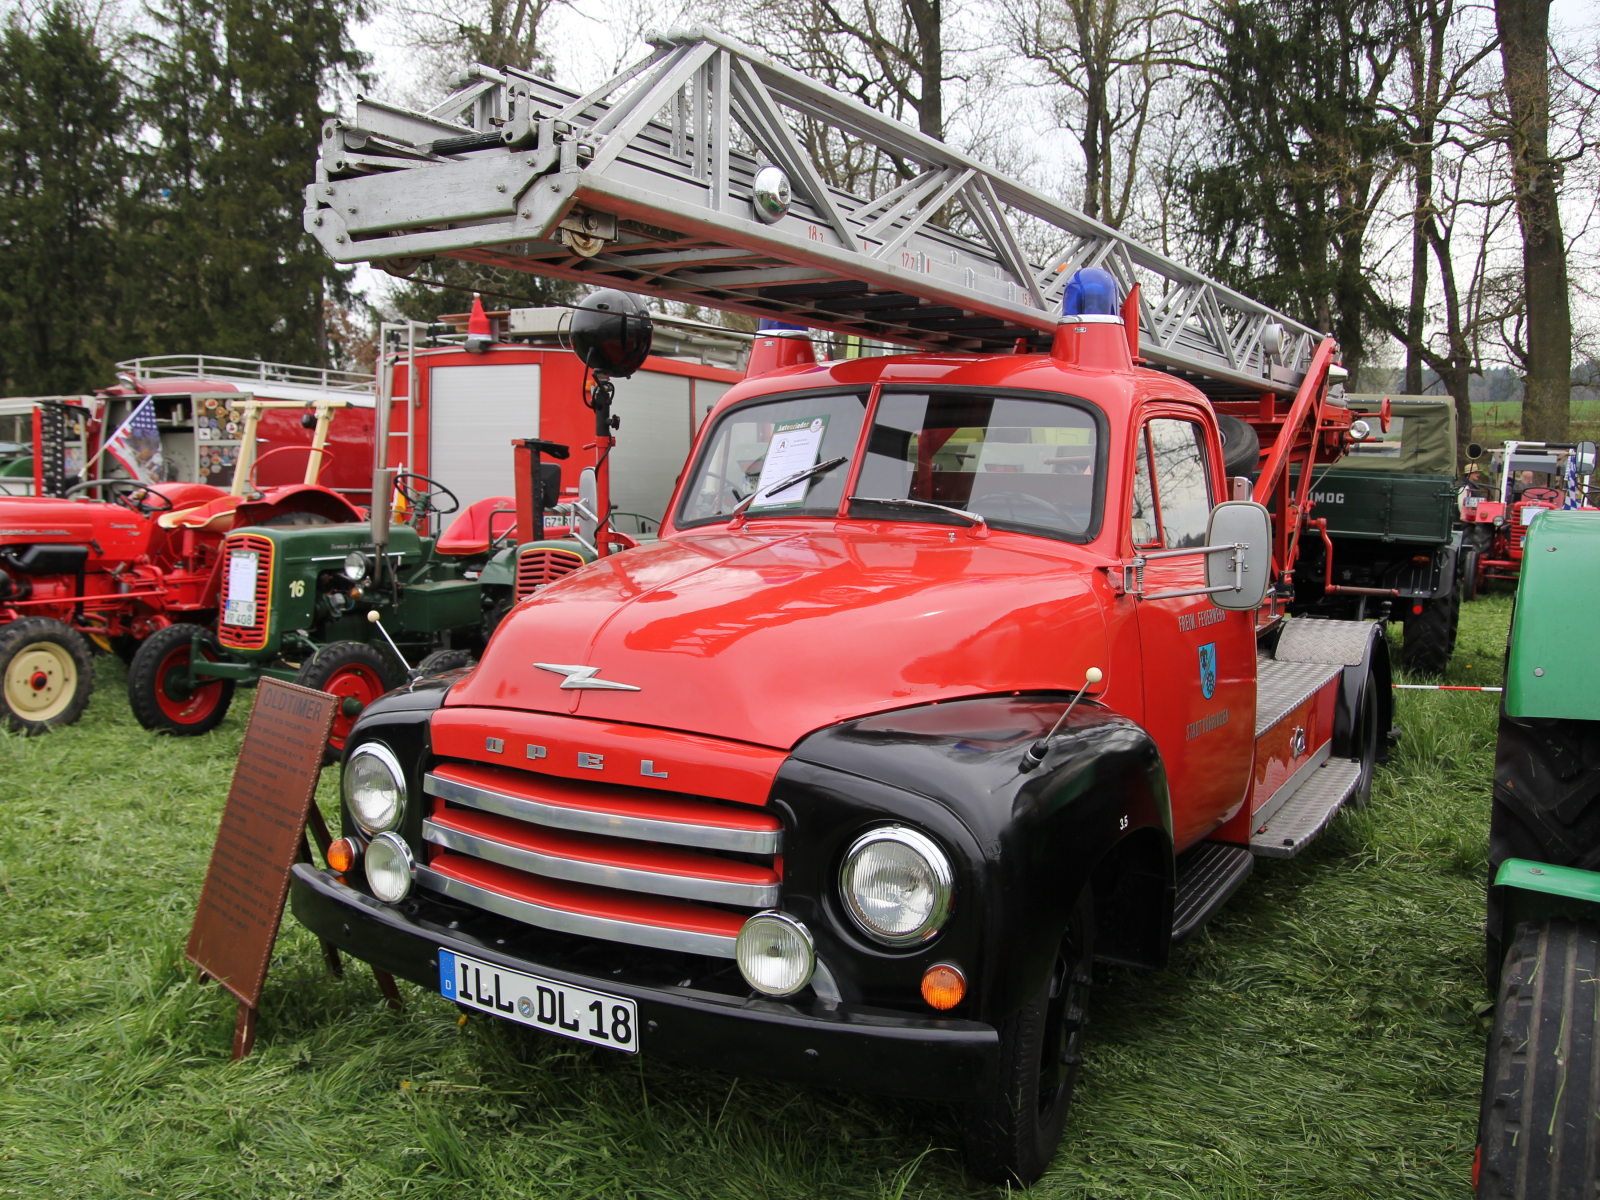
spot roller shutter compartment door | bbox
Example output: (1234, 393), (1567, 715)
(428, 365), (541, 516)
(609, 371), (690, 524)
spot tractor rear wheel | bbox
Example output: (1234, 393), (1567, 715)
(128, 623), (235, 735)
(417, 647), (474, 676)
(962, 890), (1094, 1185)
(295, 641), (406, 762)
(0, 617), (94, 734)
(1477, 919), (1600, 1198)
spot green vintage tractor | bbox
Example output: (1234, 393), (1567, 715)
(1475, 507), (1600, 1197)
(126, 470), (594, 753)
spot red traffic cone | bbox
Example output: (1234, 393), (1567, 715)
(465, 294), (493, 353)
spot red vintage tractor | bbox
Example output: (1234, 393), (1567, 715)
(0, 399), (364, 733)
(1458, 440), (1598, 593)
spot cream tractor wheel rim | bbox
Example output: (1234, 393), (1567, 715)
(4, 641), (77, 721)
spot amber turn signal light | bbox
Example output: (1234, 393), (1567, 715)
(921, 962), (966, 1010)
(326, 837), (358, 874)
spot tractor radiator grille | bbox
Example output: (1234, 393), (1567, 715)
(514, 545), (587, 601)
(417, 759), (783, 958)
(217, 534), (272, 649)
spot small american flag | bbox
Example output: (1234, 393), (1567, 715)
(103, 398), (165, 484)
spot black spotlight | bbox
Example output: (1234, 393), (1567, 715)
(570, 290), (653, 378)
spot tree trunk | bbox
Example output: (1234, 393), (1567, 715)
(907, 0), (943, 140)
(1494, 0), (1571, 440)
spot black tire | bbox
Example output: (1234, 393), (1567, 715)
(295, 641), (407, 762)
(1477, 919), (1600, 1198)
(417, 648), (474, 676)
(1216, 413), (1261, 479)
(1401, 585), (1460, 676)
(127, 623), (235, 735)
(1345, 665), (1383, 808)
(0, 617), (95, 734)
(963, 891), (1094, 1185)
(1462, 548), (1481, 603)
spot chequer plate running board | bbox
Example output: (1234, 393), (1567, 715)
(1172, 841), (1254, 943)
(1250, 759), (1363, 859)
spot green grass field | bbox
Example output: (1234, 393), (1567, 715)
(0, 601), (1510, 1198)
(1469, 399), (1600, 448)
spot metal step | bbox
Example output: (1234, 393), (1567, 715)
(1172, 840), (1254, 943)
(1249, 759), (1363, 859)
(1255, 655), (1343, 737)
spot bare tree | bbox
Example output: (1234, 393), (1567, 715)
(1000, 0), (1194, 228)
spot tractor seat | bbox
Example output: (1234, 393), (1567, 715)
(437, 496), (518, 555)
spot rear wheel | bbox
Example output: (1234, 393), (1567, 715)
(294, 641), (406, 761)
(1477, 919), (1600, 1198)
(0, 617), (94, 734)
(128, 622), (235, 735)
(1347, 667), (1383, 808)
(1401, 583), (1460, 675)
(417, 647), (474, 676)
(963, 891), (1094, 1185)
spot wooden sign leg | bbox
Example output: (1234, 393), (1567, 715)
(232, 1002), (258, 1060)
(375, 968), (404, 1011)
(320, 940), (344, 978)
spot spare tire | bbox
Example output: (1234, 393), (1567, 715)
(1216, 414), (1261, 479)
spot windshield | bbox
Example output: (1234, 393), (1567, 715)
(850, 391), (1103, 540)
(676, 392), (868, 525)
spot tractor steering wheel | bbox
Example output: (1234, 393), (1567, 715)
(1520, 486), (1562, 504)
(62, 478), (175, 516)
(392, 473), (460, 520)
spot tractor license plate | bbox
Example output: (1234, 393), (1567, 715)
(224, 551), (258, 626)
(439, 950), (638, 1053)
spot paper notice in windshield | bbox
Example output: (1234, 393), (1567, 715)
(224, 551), (259, 627)
(752, 416), (829, 509)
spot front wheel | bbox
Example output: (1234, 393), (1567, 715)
(128, 623), (235, 735)
(1477, 919), (1600, 1197)
(962, 891), (1094, 1185)
(1401, 583), (1460, 676)
(294, 641), (406, 762)
(0, 617), (95, 734)
(1462, 548), (1480, 603)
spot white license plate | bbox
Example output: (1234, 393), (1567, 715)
(439, 949), (638, 1053)
(224, 551), (258, 625)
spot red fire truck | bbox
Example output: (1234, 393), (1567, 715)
(289, 33), (1390, 1184)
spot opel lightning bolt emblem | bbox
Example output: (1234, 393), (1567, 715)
(534, 663), (642, 691)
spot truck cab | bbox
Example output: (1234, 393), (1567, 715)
(289, 293), (1389, 1184)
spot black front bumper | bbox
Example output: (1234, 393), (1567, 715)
(290, 865), (999, 1100)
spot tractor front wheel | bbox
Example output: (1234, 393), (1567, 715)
(0, 617), (95, 734)
(128, 623), (235, 735)
(294, 641), (406, 762)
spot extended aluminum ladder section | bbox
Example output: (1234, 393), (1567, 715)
(306, 28), (1321, 399)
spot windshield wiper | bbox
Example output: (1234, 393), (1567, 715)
(727, 456), (849, 528)
(848, 495), (988, 536)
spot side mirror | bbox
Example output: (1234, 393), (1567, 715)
(577, 467), (600, 546)
(1206, 501), (1272, 611)
(1576, 440), (1597, 476)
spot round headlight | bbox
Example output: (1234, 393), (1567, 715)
(343, 742), (405, 833)
(840, 826), (954, 946)
(342, 550), (369, 581)
(365, 832), (414, 903)
(735, 911), (815, 996)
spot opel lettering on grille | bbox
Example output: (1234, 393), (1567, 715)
(533, 663), (641, 691)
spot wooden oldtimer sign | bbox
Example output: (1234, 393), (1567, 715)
(186, 679), (336, 1058)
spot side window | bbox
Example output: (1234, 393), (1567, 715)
(1130, 426), (1159, 547)
(1148, 419), (1212, 548)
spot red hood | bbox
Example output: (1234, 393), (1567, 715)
(445, 524), (1111, 749)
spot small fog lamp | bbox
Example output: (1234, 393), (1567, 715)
(343, 550), (369, 581)
(735, 912), (815, 996)
(840, 826), (953, 947)
(921, 962), (966, 1010)
(364, 832), (414, 903)
(343, 742), (405, 833)
(326, 837), (358, 874)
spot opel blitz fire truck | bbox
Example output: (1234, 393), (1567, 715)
(288, 33), (1392, 1183)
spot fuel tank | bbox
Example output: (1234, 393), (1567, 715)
(444, 524), (1111, 749)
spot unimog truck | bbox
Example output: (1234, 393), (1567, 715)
(288, 33), (1398, 1183)
(1287, 394), (1469, 674)
(1476, 507), (1600, 1198)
